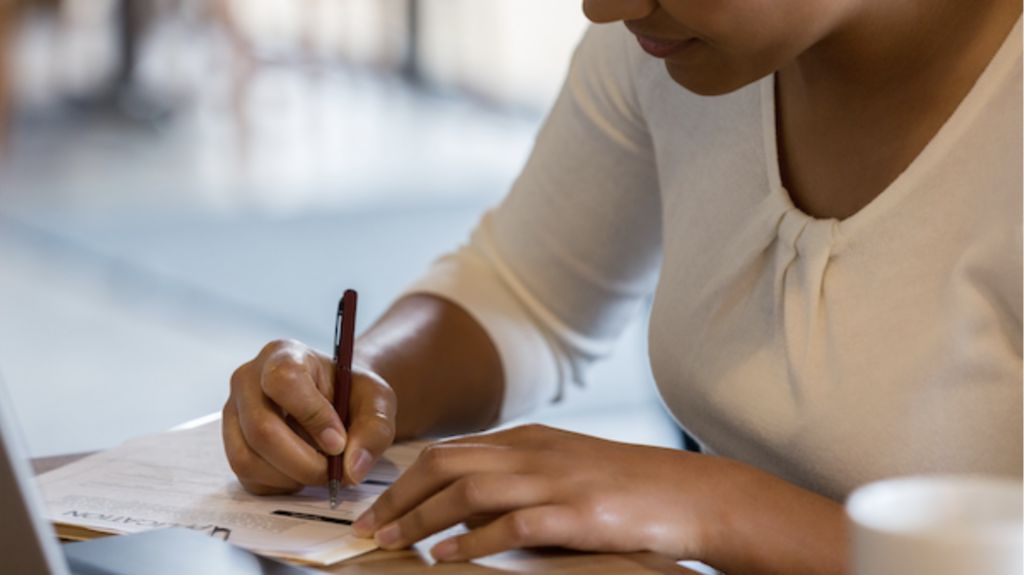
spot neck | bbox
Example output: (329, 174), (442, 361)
(771, 0), (1019, 220)
(784, 0), (1020, 100)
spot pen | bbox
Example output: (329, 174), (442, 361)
(329, 289), (357, 509)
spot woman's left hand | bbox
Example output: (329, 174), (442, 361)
(351, 424), (731, 562)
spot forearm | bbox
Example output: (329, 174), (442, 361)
(700, 457), (850, 575)
(354, 293), (504, 440)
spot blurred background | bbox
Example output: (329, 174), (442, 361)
(0, 0), (681, 458)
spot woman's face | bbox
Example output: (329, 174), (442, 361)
(582, 0), (852, 95)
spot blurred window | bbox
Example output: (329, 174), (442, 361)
(228, 0), (589, 111)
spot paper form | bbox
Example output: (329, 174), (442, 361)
(38, 422), (426, 565)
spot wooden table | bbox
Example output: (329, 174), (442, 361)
(33, 453), (701, 575)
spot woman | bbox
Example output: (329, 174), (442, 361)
(222, 0), (1022, 572)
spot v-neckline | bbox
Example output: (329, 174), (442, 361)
(759, 16), (1022, 239)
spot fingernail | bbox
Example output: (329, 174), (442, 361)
(349, 448), (373, 484)
(352, 509), (374, 536)
(320, 428), (345, 455)
(431, 539), (458, 561)
(375, 522), (401, 548)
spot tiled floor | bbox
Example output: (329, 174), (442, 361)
(0, 24), (680, 458)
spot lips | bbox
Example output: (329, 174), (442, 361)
(634, 34), (693, 58)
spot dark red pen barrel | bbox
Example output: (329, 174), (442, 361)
(330, 289), (358, 485)
(334, 367), (352, 428)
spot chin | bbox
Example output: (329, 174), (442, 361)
(664, 60), (758, 97)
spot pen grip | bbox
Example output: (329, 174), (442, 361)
(329, 452), (345, 484)
(329, 368), (350, 487)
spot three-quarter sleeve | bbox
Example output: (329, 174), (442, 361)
(404, 23), (663, 421)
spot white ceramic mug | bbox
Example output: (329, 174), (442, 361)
(847, 475), (1022, 575)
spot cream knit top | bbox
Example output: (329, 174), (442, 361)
(406, 20), (1023, 501)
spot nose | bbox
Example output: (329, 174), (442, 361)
(582, 0), (658, 23)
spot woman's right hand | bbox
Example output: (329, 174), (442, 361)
(222, 339), (397, 495)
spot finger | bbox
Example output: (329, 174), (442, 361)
(222, 400), (304, 494)
(232, 358), (329, 487)
(464, 513), (502, 530)
(342, 371), (397, 486)
(430, 505), (580, 562)
(353, 443), (522, 536)
(372, 473), (552, 550)
(259, 345), (346, 456)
